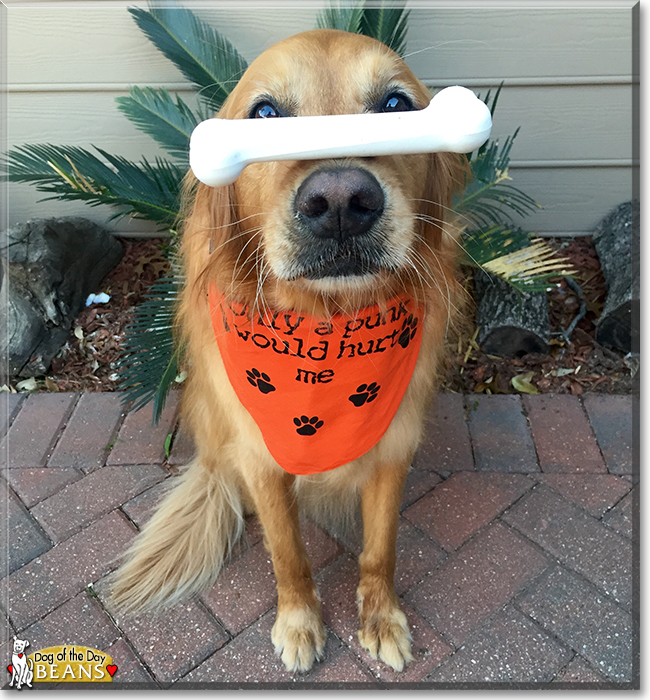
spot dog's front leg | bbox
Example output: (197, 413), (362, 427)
(242, 468), (325, 673)
(357, 461), (413, 671)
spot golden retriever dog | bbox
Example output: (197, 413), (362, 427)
(111, 28), (467, 673)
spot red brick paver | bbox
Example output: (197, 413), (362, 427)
(0, 393), (24, 440)
(400, 467), (442, 510)
(0, 392), (637, 688)
(0, 393), (77, 468)
(523, 395), (606, 473)
(102, 596), (228, 684)
(466, 395), (539, 473)
(405, 522), (548, 647)
(535, 473), (631, 517)
(2, 487), (51, 575)
(602, 488), (635, 540)
(48, 392), (126, 471)
(503, 485), (633, 609)
(3, 466), (83, 508)
(582, 394), (635, 474)
(30, 464), (168, 542)
(202, 518), (340, 635)
(106, 393), (179, 465)
(17, 590), (120, 652)
(554, 655), (609, 683)
(121, 479), (173, 530)
(167, 424), (196, 467)
(413, 394), (474, 473)
(516, 565), (633, 682)
(403, 472), (532, 551)
(103, 637), (155, 684)
(4, 511), (135, 629)
(427, 605), (572, 683)
(305, 646), (378, 684)
(394, 517), (446, 595)
(201, 540), (276, 635)
(0, 613), (13, 647)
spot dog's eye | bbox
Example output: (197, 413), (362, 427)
(381, 93), (414, 113)
(251, 101), (280, 119)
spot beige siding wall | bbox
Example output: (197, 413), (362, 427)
(6, 1), (636, 237)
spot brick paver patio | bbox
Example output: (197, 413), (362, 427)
(0, 391), (638, 689)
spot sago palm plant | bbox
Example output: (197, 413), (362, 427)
(3, 1), (572, 420)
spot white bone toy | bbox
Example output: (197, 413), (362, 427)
(189, 85), (491, 188)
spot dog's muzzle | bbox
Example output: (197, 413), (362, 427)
(291, 167), (388, 279)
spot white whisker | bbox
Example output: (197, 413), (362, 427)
(402, 39), (488, 60)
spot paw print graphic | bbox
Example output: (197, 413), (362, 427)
(293, 415), (324, 436)
(246, 368), (276, 394)
(398, 314), (418, 348)
(349, 382), (381, 407)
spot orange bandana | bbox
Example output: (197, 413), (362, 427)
(209, 287), (423, 475)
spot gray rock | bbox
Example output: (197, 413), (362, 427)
(592, 201), (639, 353)
(0, 217), (123, 379)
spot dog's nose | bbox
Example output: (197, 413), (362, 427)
(294, 167), (384, 241)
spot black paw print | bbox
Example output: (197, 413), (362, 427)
(398, 314), (418, 348)
(349, 382), (381, 407)
(293, 415), (324, 436)
(246, 368), (276, 394)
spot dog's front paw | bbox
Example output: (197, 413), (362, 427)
(358, 597), (413, 672)
(271, 606), (326, 673)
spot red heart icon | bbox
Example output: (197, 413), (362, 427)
(7, 665), (13, 675)
(106, 664), (117, 677)
(17, 654), (23, 659)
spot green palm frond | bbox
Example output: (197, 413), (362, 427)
(457, 80), (541, 231)
(481, 239), (575, 293)
(316, 3), (364, 33)
(461, 225), (532, 267)
(458, 185), (541, 232)
(317, 1), (409, 57)
(457, 82), (540, 230)
(116, 87), (206, 164)
(359, 3), (409, 57)
(469, 83), (503, 161)
(3, 144), (182, 227)
(456, 130), (541, 230)
(460, 226), (574, 293)
(470, 128), (518, 181)
(129, 2), (248, 114)
(117, 274), (184, 423)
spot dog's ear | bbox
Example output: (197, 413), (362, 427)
(181, 172), (238, 257)
(419, 152), (469, 248)
(180, 85), (242, 282)
(179, 172), (244, 304)
(412, 150), (469, 332)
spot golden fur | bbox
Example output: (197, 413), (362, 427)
(111, 29), (467, 673)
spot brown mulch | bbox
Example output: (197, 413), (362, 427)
(38, 238), (171, 393)
(9, 236), (633, 396)
(439, 237), (634, 395)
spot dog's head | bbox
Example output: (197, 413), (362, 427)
(12, 638), (28, 655)
(185, 29), (467, 312)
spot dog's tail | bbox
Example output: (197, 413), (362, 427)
(109, 460), (244, 615)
